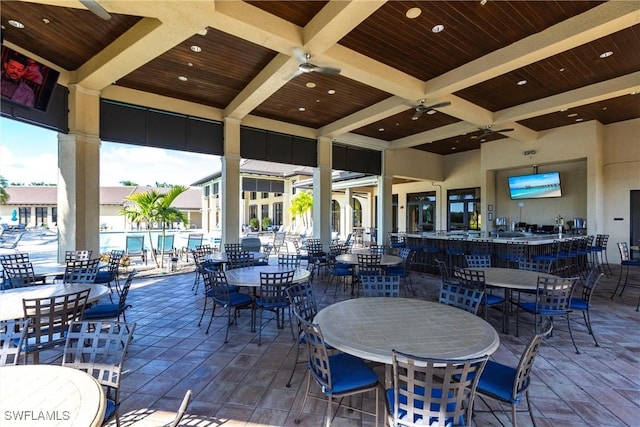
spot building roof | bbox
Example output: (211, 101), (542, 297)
(4, 186), (202, 210)
(191, 159), (314, 186)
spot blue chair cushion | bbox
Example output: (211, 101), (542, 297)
(253, 260), (269, 266)
(83, 303), (119, 319)
(476, 360), (522, 404)
(329, 268), (352, 276)
(224, 292), (253, 307)
(483, 294), (505, 306)
(104, 399), (119, 423)
(621, 260), (640, 267)
(384, 266), (406, 277)
(569, 297), (588, 310)
(385, 386), (458, 425)
(519, 301), (567, 316)
(205, 285), (240, 296)
(322, 353), (378, 395)
(390, 242), (406, 248)
(94, 271), (115, 283)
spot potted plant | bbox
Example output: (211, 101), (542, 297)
(261, 217), (272, 231)
(249, 217), (260, 231)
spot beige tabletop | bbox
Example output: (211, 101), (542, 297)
(0, 283), (110, 321)
(0, 364), (105, 427)
(224, 266), (310, 288)
(476, 267), (559, 291)
(314, 298), (500, 365)
(204, 251), (267, 263)
(335, 253), (402, 267)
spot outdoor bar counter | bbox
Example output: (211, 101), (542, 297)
(404, 232), (580, 267)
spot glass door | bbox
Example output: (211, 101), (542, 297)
(407, 192), (436, 232)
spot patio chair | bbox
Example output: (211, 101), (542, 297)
(155, 234), (175, 257)
(515, 276), (579, 353)
(294, 317), (379, 427)
(326, 246), (352, 296)
(62, 258), (100, 284)
(191, 247), (219, 294)
(181, 233), (203, 262)
(360, 275), (400, 297)
(240, 236), (262, 252)
(22, 288), (90, 363)
(271, 231), (288, 255)
(2, 262), (40, 288)
(83, 270), (137, 328)
(167, 389), (192, 427)
(611, 242), (640, 302)
(438, 281), (484, 314)
(199, 269), (254, 341)
(62, 320), (136, 427)
(465, 253), (491, 268)
(475, 320), (553, 427)
(255, 270), (295, 346)
(387, 350), (488, 427)
(226, 250), (254, 270)
(455, 266), (505, 324)
(94, 249), (125, 301)
(385, 247), (416, 295)
(435, 258), (458, 285)
(278, 253), (301, 268)
(0, 319), (30, 366)
(285, 281), (325, 388)
(126, 235), (147, 265)
(569, 268), (604, 348)
(0, 253), (47, 286)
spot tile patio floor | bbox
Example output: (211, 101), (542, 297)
(37, 258), (640, 427)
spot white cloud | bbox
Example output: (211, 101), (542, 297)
(0, 145), (58, 184)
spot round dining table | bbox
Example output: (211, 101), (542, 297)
(335, 253), (402, 266)
(204, 251), (268, 264)
(224, 265), (311, 288)
(0, 364), (105, 426)
(0, 283), (110, 321)
(478, 267), (559, 291)
(315, 297), (500, 365)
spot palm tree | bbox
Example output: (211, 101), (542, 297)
(289, 191), (313, 231)
(0, 176), (9, 204)
(120, 186), (189, 268)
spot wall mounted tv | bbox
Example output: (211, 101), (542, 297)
(507, 172), (562, 200)
(1, 45), (59, 112)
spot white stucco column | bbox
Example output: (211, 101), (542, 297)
(314, 137), (332, 247)
(283, 179), (292, 232)
(344, 187), (353, 240)
(57, 85), (101, 261)
(222, 118), (241, 245)
(377, 150), (393, 246)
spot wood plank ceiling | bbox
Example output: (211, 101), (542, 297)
(1, 0), (638, 158)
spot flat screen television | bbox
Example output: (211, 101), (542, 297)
(507, 171), (562, 200)
(1, 45), (59, 112)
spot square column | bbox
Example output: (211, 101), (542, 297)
(222, 118), (241, 245)
(314, 137), (332, 247)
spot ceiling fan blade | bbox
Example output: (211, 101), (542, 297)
(79, 0), (112, 20)
(286, 68), (304, 80)
(425, 101), (451, 110)
(314, 66), (341, 75)
(494, 128), (515, 133)
(292, 47), (307, 64)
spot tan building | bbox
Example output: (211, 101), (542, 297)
(0, 186), (202, 231)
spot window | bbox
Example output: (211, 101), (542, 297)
(447, 188), (481, 231)
(203, 185), (210, 197)
(331, 200), (341, 233)
(273, 202), (283, 226)
(18, 207), (31, 225)
(353, 198), (362, 227)
(249, 205), (258, 221)
(51, 207), (57, 225)
(261, 192), (269, 199)
(407, 192), (436, 232)
(261, 204), (269, 221)
(35, 207), (47, 226)
(273, 193), (283, 197)
(250, 191), (257, 200)
(213, 182), (219, 195)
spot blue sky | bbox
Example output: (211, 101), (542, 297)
(0, 117), (221, 186)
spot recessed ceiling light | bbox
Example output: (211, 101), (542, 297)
(190, 45), (202, 53)
(602, 106), (607, 110)
(432, 24), (445, 33)
(631, 91), (638, 95)
(559, 67), (565, 72)
(427, 110), (437, 115)
(378, 128), (385, 132)
(178, 76), (188, 81)
(567, 113), (578, 117)
(187, 62), (193, 67)
(327, 89), (335, 95)
(517, 80), (527, 86)
(8, 20), (24, 29)
(316, 99), (320, 103)
(599, 51), (613, 59)
(480, 138), (487, 142)
(42, 18), (50, 25)
(305, 82), (316, 88)
(560, 108), (567, 112)
(406, 7), (422, 19)
(298, 107), (306, 112)
(197, 28), (208, 36)
(451, 147), (457, 150)
(480, 0), (488, 5)
(576, 118), (583, 122)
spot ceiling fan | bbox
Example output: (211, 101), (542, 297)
(79, 0), (112, 20)
(475, 125), (515, 137)
(411, 99), (451, 121)
(290, 48), (341, 79)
